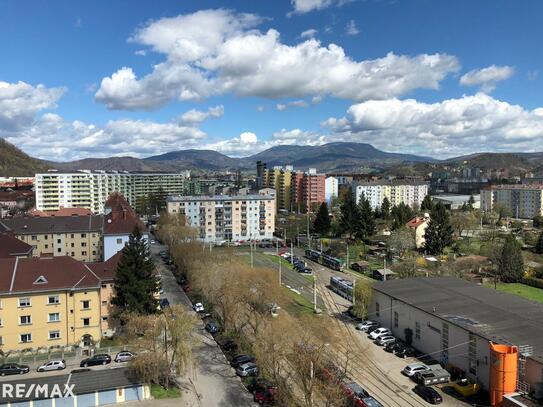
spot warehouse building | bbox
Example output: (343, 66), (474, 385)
(369, 277), (543, 402)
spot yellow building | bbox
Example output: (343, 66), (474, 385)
(0, 256), (103, 351)
(0, 216), (103, 262)
(263, 166), (293, 212)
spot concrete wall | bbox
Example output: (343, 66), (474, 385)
(103, 233), (148, 261)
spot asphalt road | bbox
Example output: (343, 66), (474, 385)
(152, 243), (256, 407)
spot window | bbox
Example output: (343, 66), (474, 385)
(44, 244), (48, 249)
(92, 251), (96, 256)
(393, 311), (399, 328)
(116, 238), (122, 244)
(82, 318), (90, 326)
(0, 336), (2, 345)
(81, 242), (87, 247)
(48, 295), (60, 305)
(49, 330), (60, 340)
(101, 300), (107, 306)
(57, 248), (62, 253)
(20, 315), (32, 325)
(31, 235), (37, 241)
(70, 234), (74, 238)
(82, 300), (90, 309)
(71, 243), (74, 248)
(102, 316), (108, 321)
(415, 322), (421, 340)
(44, 235), (48, 240)
(82, 251), (87, 256)
(375, 302), (380, 317)
(81, 233), (86, 238)
(20, 333), (32, 343)
(34, 275), (48, 284)
(57, 239), (61, 244)
(48, 313), (60, 322)
(18, 297), (31, 307)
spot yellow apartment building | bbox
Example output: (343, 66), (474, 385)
(0, 256), (103, 351)
(0, 216), (104, 262)
(263, 166), (293, 212)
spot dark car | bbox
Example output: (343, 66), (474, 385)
(254, 388), (276, 405)
(205, 322), (219, 334)
(159, 298), (170, 309)
(395, 346), (416, 359)
(0, 363), (30, 376)
(230, 354), (256, 368)
(79, 354), (111, 367)
(384, 341), (401, 353)
(413, 385), (443, 404)
(176, 276), (187, 285)
(219, 339), (238, 352)
(247, 378), (277, 394)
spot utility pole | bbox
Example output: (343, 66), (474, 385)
(352, 279), (356, 306)
(313, 278), (317, 313)
(346, 242), (349, 269)
(383, 258), (387, 281)
(250, 235), (254, 269)
(276, 240), (282, 286)
(297, 225), (300, 248)
(307, 213), (311, 250)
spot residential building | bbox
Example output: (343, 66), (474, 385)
(406, 215), (429, 248)
(256, 160), (267, 189)
(481, 184), (543, 218)
(102, 193), (149, 261)
(167, 193), (275, 243)
(354, 180), (429, 210)
(0, 233), (33, 258)
(0, 256), (102, 351)
(325, 176), (339, 203)
(262, 166), (294, 212)
(35, 171), (187, 214)
(183, 179), (203, 196)
(370, 277), (543, 402)
(291, 168), (326, 212)
(0, 216), (104, 262)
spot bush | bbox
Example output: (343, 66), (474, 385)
(522, 277), (543, 289)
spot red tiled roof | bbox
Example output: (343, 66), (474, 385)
(104, 193), (147, 235)
(0, 256), (101, 295)
(406, 217), (427, 229)
(28, 207), (93, 217)
(87, 250), (123, 282)
(0, 233), (33, 258)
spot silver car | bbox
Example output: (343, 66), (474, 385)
(236, 362), (258, 377)
(37, 360), (66, 372)
(114, 351), (135, 363)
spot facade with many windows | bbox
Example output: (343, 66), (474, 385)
(353, 180), (429, 210)
(167, 193), (275, 243)
(481, 184), (543, 219)
(35, 171), (188, 214)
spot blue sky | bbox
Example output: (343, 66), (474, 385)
(1, 0), (542, 161)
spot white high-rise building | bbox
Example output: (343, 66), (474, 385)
(325, 177), (338, 203)
(35, 171), (188, 213)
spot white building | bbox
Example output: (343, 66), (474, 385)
(325, 177), (338, 203)
(370, 277), (543, 398)
(167, 193), (275, 243)
(353, 180), (429, 210)
(35, 171), (188, 213)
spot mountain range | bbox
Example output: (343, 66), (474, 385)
(0, 137), (541, 177)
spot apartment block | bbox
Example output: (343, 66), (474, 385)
(167, 193), (275, 243)
(35, 171), (188, 214)
(291, 169), (326, 211)
(262, 166), (293, 212)
(325, 176), (339, 203)
(0, 216), (104, 262)
(354, 180), (429, 210)
(481, 184), (543, 218)
(0, 257), (102, 351)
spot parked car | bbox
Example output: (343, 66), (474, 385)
(150, 240), (156, 245)
(236, 362), (258, 377)
(205, 322), (219, 334)
(413, 385), (443, 404)
(356, 320), (378, 331)
(114, 351), (135, 362)
(414, 366), (451, 386)
(369, 327), (392, 340)
(366, 325), (380, 334)
(80, 354), (111, 367)
(254, 388), (276, 405)
(219, 339), (238, 353)
(182, 283), (192, 292)
(375, 335), (396, 346)
(37, 360), (66, 372)
(193, 302), (205, 313)
(159, 298), (170, 309)
(384, 341), (401, 353)
(361, 397), (384, 407)
(0, 363), (30, 376)
(342, 381), (369, 400)
(450, 379), (481, 397)
(230, 354), (256, 368)
(395, 346), (416, 359)
(247, 378), (277, 394)
(402, 363), (429, 377)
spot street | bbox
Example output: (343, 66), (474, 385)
(152, 243), (256, 407)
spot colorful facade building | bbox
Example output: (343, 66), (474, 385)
(481, 184), (543, 219)
(167, 192), (275, 243)
(354, 180), (429, 210)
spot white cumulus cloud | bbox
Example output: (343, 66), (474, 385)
(300, 28), (318, 39)
(177, 105), (224, 125)
(95, 9), (460, 111)
(460, 65), (514, 93)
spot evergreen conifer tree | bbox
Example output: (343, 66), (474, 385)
(313, 202), (331, 236)
(498, 234), (525, 283)
(424, 202), (454, 255)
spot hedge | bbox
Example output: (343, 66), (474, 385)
(522, 277), (543, 289)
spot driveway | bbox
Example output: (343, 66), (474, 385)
(151, 243), (255, 407)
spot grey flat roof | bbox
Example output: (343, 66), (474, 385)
(373, 277), (543, 363)
(0, 367), (142, 402)
(167, 194), (274, 202)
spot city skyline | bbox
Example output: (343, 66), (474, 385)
(1, 0), (542, 161)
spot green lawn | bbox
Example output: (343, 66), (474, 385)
(283, 287), (316, 316)
(492, 283), (543, 304)
(150, 384), (182, 399)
